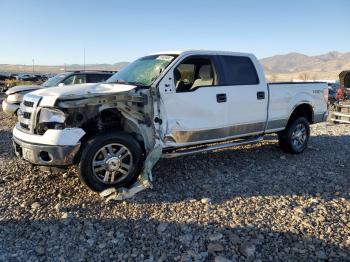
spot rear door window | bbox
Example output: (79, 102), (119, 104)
(219, 55), (259, 85)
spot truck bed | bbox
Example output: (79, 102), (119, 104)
(266, 81), (328, 131)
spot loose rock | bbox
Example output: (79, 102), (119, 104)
(239, 242), (256, 257)
(215, 256), (233, 262)
(31, 202), (40, 210)
(0, 111), (348, 261)
(208, 243), (224, 253)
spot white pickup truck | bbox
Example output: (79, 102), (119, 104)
(12, 50), (328, 199)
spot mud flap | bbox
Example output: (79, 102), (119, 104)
(99, 142), (162, 201)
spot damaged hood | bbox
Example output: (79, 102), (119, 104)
(6, 85), (42, 95)
(29, 83), (138, 107)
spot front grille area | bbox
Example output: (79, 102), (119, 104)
(17, 94), (41, 134)
(20, 123), (29, 130)
(23, 112), (31, 119)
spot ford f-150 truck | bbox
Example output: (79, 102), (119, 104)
(12, 50), (328, 200)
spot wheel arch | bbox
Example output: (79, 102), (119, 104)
(287, 103), (314, 125)
(79, 108), (147, 155)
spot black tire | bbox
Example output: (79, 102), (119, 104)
(78, 132), (142, 192)
(278, 117), (310, 154)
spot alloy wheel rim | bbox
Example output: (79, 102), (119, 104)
(291, 123), (307, 150)
(92, 143), (133, 184)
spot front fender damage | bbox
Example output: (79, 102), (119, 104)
(57, 89), (162, 201)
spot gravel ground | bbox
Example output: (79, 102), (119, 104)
(0, 110), (349, 262)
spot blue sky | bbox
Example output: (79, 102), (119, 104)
(1, 0), (349, 65)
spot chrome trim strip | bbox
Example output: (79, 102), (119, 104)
(170, 122), (265, 143)
(18, 94), (41, 134)
(264, 127), (285, 133)
(265, 118), (287, 130)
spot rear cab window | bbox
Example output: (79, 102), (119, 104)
(219, 55), (259, 85)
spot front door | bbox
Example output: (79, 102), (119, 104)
(158, 55), (230, 147)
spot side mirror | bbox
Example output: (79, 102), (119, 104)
(58, 83), (64, 87)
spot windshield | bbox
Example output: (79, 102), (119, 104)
(107, 54), (177, 86)
(42, 73), (69, 87)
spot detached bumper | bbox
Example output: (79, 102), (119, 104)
(2, 100), (19, 115)
(12, 136), (81, 166)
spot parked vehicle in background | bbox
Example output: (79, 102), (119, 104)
(2, 71), (115, 115)
(328, 82), (339, 105)
(0, 73), (16, 81)
(11, 50), (329, 198)
(330, 71), (350, 123)
(339, 70), (350, 100)
(16, 74), (42, 82)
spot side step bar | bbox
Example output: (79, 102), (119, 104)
(162, 136), (264, 158)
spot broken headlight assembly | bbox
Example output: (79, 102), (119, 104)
(37, 108), (66, 134)
(7, 93), (24, 103)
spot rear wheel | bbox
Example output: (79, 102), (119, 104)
(278, 117), (310, 154)
(78, 132), (142, 192)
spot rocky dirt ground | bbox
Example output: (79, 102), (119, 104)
(0, 110), (349, 262)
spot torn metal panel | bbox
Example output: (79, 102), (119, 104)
(57, 90), (153, 130)
(100, 142), (163, 201)
(57, 92), (146, 108)
(56, 88), (163, 200)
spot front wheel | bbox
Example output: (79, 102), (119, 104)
(278, 117), (310, 154)
(78, 132), (143, 192)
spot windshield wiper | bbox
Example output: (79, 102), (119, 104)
(127, 81), (149, 87)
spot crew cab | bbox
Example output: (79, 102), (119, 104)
(11, 51), (328, 199)
(2, 71), (115, 115)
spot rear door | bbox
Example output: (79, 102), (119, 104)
(158, 55), (230, 147)
(218, 55), (268, 135)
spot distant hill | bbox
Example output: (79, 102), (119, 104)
(260, 51), (350, 81)
(1, 51), (349, 81)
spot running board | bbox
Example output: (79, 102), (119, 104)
(162, 136), (264, 158)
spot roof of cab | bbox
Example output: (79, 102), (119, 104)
(149, 50), (255, 58)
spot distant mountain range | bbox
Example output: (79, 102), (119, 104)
(261, 51), (350, 74)
(1, 51), (349, 81)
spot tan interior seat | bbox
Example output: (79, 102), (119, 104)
(191, 65), (213, 89)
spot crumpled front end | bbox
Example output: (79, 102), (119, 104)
(54, 88), (161, 201)
(12, 83), (162, 200)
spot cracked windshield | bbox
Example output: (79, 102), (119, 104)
(107, 55), (176, 86)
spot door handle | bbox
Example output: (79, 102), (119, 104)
(257, 91), (265, 100)
(216, 93), (227, 103)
